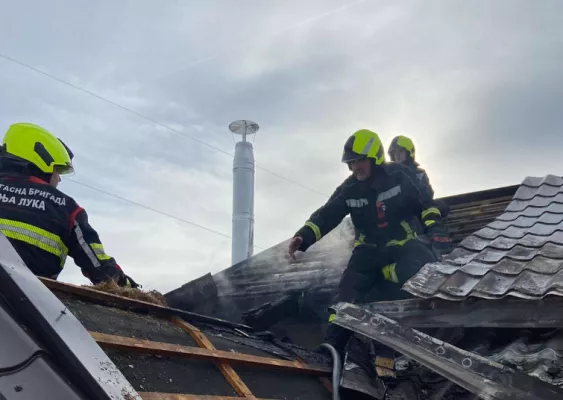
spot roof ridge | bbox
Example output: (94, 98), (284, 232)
(520, 175), (563, 188)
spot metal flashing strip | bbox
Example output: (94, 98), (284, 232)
(362, 297), (563, 328)
(331, 302), (563, 400)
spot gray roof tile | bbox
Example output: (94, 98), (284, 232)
(404, 174), (563, 300)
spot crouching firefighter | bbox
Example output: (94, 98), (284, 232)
(288, 129), (441, 355)
(388, 135), (453, 258)
(0, 122), (138, 287)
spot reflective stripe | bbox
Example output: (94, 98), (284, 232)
(304, 221), (321, 241)
(74, 221), (100, 267)
(90, 243), (112, 261)
(386, 238), (411, 247)
(355, 221), (418, 247)
(385, 220), (417, 247)
(421, 207), (441, 220)
(401, 220), (414, 237)
(382, 263), (399, 283)
(361, 137), (375, 155)
(354, 233), (366, 247)
(376, 185), (401, 202)
(425, 220), (436, 227)
(328, 313), (336, 322)
(0, 218), (68, 265)
(346, 198), (368, 208)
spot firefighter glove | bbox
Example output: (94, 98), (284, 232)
(118, 274), (140, 289)
(430, 233), (453, 258)
(288, 236), (303, 261)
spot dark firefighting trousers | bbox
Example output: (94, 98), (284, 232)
(325, 238), (437, 352)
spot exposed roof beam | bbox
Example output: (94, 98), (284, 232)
(91, 331), (331, 376)
(171, 317), (257, 400)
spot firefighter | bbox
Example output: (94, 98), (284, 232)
(388, 135), (453, 257)
(0, 122), (138, 287)
(387, 135), (433, 197)
(288, 129), (441, 353)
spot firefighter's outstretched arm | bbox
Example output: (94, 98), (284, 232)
(66, 207), (138, 287)
(289, 183), (350, 258)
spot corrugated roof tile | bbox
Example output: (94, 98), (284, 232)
(404, 174), (563, 300)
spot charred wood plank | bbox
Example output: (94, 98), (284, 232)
(171, 317), (257, 399)
(90, 331), (331, 376)
(165, 273), (218, 312)
(447, 195), (515, 211)
(363, 297), (563, 328)
(332, 302), (563, 400)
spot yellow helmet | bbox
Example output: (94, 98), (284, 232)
(2, 123), (74, 175)
(341, 129), (385, 165)
(388, 135), (415, 160)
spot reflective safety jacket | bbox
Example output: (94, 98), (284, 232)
(295, 163), (443, 251)
(0, 171), (126, 284)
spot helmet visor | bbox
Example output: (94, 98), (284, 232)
(54, 163), (74, 176)
(342, 151), (367, 163)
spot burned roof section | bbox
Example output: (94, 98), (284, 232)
(332, 302), (563, 399)
(166, 183), (519, 324)
(43, 278), (334, 400)
(404, 175), (563, 300)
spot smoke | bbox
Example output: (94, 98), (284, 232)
(214, 217), (355, 297)
(171, 217), (355, 321)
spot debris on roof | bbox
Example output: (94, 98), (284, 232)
(0, 225), (337, 400)
(158, 175), (563, 399)
(404, 175), (563, 300)
(361, 296), (563, 328)
(331, 302), (563, 399)
(89, 279), (168, 306)
(5, 175), (563, 400)
(164, 182), (521, 332)
(46, 278), (334, 400)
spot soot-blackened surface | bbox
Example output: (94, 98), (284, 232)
(202, 329), (330, 399)
(234, 365), (331, 400)
(204, 329), (292, 359)
(106, 349), (235, 396)
(59, 295), (196, 347)
(58, 293), (334, 398)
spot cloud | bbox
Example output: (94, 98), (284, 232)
(1, 0), (563, 292)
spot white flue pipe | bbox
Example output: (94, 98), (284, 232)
(232, 140), (255, 265)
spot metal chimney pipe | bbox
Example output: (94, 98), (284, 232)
(229, 120), (259, 265)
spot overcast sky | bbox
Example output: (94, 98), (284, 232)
(1, 0), (562, 292)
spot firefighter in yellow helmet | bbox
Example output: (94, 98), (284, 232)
(288, 129), (440, 354)
(0, 122), (138, 287)
(387, 135), (434, 197)
(388, 135), (453, 258)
